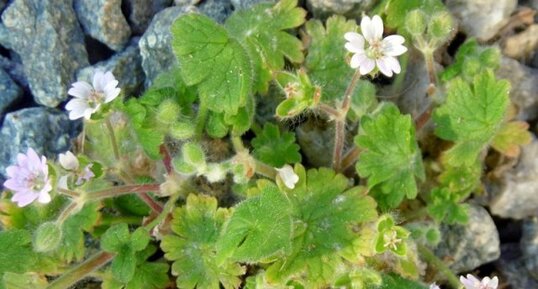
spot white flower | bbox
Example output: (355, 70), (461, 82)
(344, 15), (407, 77)
(3, 148), (52, 207)
(459, 274), (498, 289)
(66, 70), (121, 120)
(429, 283), (440, 289)
(58, 151), (95, 186)
(59, 151), (79, 171)
(276, 165), (299, 189)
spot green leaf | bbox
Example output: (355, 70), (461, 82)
(304, 15), (361, 103)
(101, 224), (151, 283)
(216, 181), (293, 263)
(2, 272), (48, 289)
(355, 103), (425, 209)
(376, 0), (444, 34)
(252, 123), (301, 167)
(56, 202), (100, 263)
(266, 165), (377, 287)
(440, 39), (500, 82)
(0, 230), (34, 274)
(427, 187), (470, 224)
(161, 194), (244, 289)
(433, 70), (510, 166)
(172, 13), (252, 114)
(225, 0), (306, 93)
(374, 273), (428, 289)
(491, 120), (532, 158)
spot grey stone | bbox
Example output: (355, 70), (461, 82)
(0, 108), (80, 184)
(488, 140), (538, 219)
(496, 244), (538, 289)
(0, 0), (88, 107)
(306, 0), (378, 18)
(435, 205), (500, 273)
(497, 57), (538, 121)
(446, 0), (517, 41)
(0, 55), (27, 87)
(502, 24), (538, 61)
(0, 68), (22, 116)
(74, 0), (131, 51)
(231, 0), (276, 10)
(139, 6), (193, 86)
(521, 218), (538, 279)
(77, 38), (144, 97)
(197, 0), (233, 23)
(124, 0), (173, 35)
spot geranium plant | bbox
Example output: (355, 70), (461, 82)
(0, 0), (527, 288)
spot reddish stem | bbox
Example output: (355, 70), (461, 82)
(160, 144), (173, 174)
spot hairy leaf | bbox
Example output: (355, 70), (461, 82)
(491, 120), (531, 158)
(376, 273), (428, 289)
(440, 39), (500, 83)
(252, 123), (301, 167)
(172, 13), (252, 114)
(266, 165), (377, 287)
(376, 0), (444, 34)
(161, 194), (244, 289)
(225, 0), (306, 93)
(428, 187), (470, 224)
(355, 103), (425, 208)
(305, 16), (375, 103)
(433, 70), (510, 166)
(216, 181), (293, 263)
(0, 230), (34, 274)
(56, 202), (100, 263)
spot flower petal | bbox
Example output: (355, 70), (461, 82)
(66, 99), (90, 120)
(92, 70), (105, 92)
(376, 58), (393, 77)
(104, 87), (121, 103)
(384, 56), (401, 74)
(371, 15), (384, 40)
(350, 53), (367, 69)
(12, 191), (38, 207)
(382, 42), (408, 57)
(345, 37), (365, 53)
(359, 58), (376, 75)
(37, 189), (51, 204)
(360, 15), (375, 42)
(276, 165), (299, 189)
(59, 151), (79, 170)
(68, 81), (92, 99)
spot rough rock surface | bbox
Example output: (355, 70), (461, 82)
(0, 0), (88, 107)
(496, 244), (538, 289)
(306, 0), (378, 18)
(488, 140), (538, 219)
(446, 0), (517, 41)
(0, 55), (26, 87)
(0, 68), (22, 116)
(521, 218), (538, 279)
(124, 0), (173, 35)
(139, 6), (192, 86)
(74, 0), (131, 51)
(197, 0), (234, 23)
(497, 57), (538, 121)
(503, 24), (538, 61)
(296, 118), (335, 168)
(435, 205), (500, 273)
(230, 0), (276, 10)
(0, 108), (80, 183)
(77, 38), (144, 97)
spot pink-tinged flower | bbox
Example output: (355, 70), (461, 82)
(344, 15), (407, 77)
(276, 165), (299, 189)
(460, 274), (499, 289)
(3, 148), (52, 207)
(66, 70), (121, 120)
(429, 283), (440, 289)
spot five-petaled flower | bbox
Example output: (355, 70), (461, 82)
(3, 148), (52, 207)
(460, 274), (498, 289)
(276, 165), (299, 189)
(66, 70), (121, 120)
(344, 15), (407, 77)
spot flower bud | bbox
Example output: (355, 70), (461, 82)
(33, 222), (62, 252)
(182, 142), (206, 168)
(427, 11), (453, 43)
(479, 47), (501, 68)
(156, 99), (180, 125)
(405, 10), (427, 36)
(170, 122), (195, 140)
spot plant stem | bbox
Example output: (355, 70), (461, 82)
(139, 192), (164, 214)
(424, 50), (438, 97)
(418, 244), (462, 289)
(56, 201), (80, 225)
(159, 144), (173, 174)
(341, 146), (361, 172)
(85, 184), (161, 201)
(254, 159), (277, 179)
(105, 117), (120, 161)
(46, 251), (115, 289)
(144, 192), (180, 230)
(415, 105), (433, 131)
(195, 101), (208, 139)
(231, 135), (246, 153)
(318, 103), (340, 118)
(332, 70), (361, 171)
(57, 188), (80, 198)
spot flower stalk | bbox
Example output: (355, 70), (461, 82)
(46, 251), (115, 289)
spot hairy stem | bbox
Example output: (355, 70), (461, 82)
(159, 144), (173, 174)
(424, 50), (438, 96)
(254, 159), (277, 179)
(231, 135), (246, 153)
(85, 184), (161, 201)
(332, 70), (361, 171)
(105, 117), (120, 161)
(195, 101), (208, 139)
(418, 244), (462, 289)
(47, 251), (114, 289)
(341, 146), (361, 172)
(57, 188), (80, 198)
(144, 191), (180, 230)
(56, 201), (80, 225)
